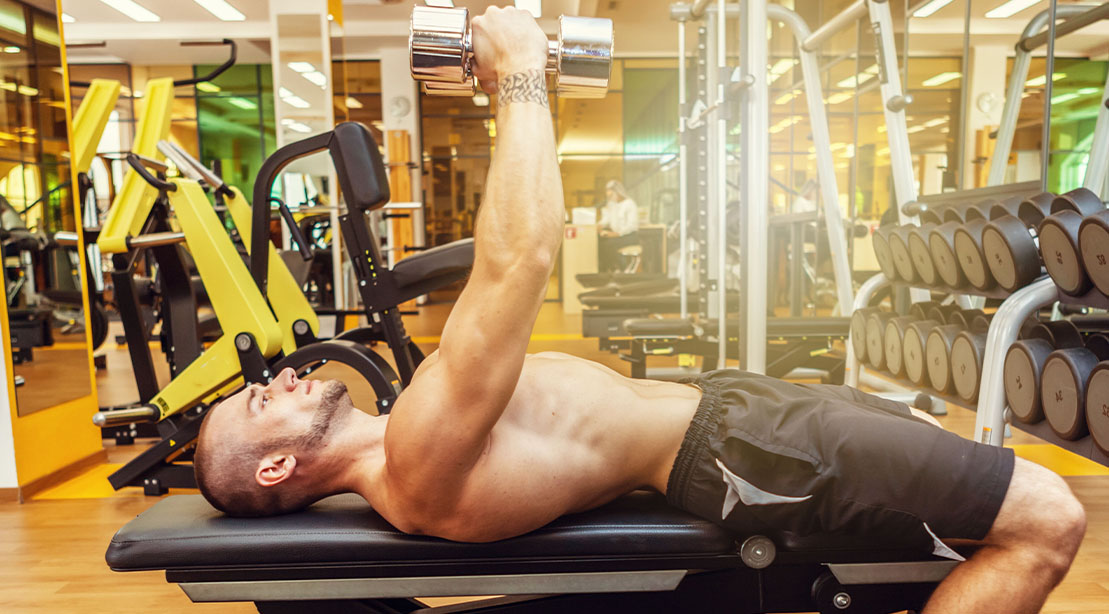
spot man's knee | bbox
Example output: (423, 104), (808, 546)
(993, 459), (1086, 577)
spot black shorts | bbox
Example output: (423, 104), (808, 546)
(666, 370), (1014, 556)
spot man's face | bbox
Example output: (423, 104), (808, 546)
(206, 367), (353, 452)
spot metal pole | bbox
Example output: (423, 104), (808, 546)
(1019, 2), (1109, 51)
(802, 0), (867, 52)
(742, 0), (769, 373)
(956, 0), (971, 189)
(715, 0), (728, 368)
(1041, 0), (1058, 193)
(678, 19), (690, 319)
(767, 4), (854, 316)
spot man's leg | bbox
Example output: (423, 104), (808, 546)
(923, 457), (1086, 613)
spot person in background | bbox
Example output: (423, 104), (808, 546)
(598, 179), (640, 272)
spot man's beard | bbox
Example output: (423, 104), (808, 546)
(298, 380), (353, 450)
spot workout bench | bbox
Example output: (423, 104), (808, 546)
(107, 491), (958, 613)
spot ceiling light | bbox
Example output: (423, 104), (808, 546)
(1077, 87), (1100, 95)
(922, 117), (948, 128)
(98, 0), (161, 22)
(774, 90), (800, 105)
(345, 96), (363, 109)
(1025, 72), (1065, 87)
(288, 62), (316, 73)
(514, 0), (542, 18)
(922, 71), (960, 87)
(907, 125), (926, 133)
(301, 71), (327, 88)
(985, 0), (1042, 19)
(826, 92), (853, 105)
(280, 87), (310, 109)
(836, 65), (879, 89)
(877, 147), (890, 156)
(195, 82), (221, 93)
(61, 13), (75, 23)
(193, 0), (245, 21)
(767, 58), (798, 85)
(425, 0), (454, 6)
(912, 0), (955, 17)
(17, 85), (37, 96)
(1051, 92), (1079, 104)
(228, 97), (257, 110)
(3, 46), (18, 53)
(285, 121), (312, 133)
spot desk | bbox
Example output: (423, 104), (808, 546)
(561, 224), (598, 314)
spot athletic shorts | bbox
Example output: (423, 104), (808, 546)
(666, 369), (1014, 557)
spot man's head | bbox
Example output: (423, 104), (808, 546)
(605, 179), (628, 203)
(194, 367), (355, 517)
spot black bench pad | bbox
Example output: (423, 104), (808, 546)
(392, 238), (474, 290)
(624, 318), (697, 337)
(106, 492), (739, 573)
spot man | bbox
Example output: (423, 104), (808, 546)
(194, 7), (1086, 613)
(598, 179), (639, 272)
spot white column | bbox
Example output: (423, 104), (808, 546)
(379, 46), (425, 248)
(962, 45), (1008, 188)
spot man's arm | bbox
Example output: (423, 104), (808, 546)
(384, 7), (564, 498)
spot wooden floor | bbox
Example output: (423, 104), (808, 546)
(4, 301), (1109, 613)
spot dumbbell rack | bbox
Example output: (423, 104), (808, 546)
(848, 272), (1109, 467)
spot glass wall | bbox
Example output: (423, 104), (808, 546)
(195, 63), (275, 199)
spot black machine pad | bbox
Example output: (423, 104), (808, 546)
(392, 238), (475, 291)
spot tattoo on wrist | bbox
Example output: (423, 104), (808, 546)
(498, 69), (549, 108)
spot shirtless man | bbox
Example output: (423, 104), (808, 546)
(194, 7), (1085, 613)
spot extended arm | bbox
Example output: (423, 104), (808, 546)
(385, 7), (564, 494)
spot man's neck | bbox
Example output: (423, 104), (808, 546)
(320, 409), (389, 507)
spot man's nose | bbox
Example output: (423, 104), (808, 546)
(267, 367), (297, 393)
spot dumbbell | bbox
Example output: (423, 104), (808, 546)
(949, 329), (988, 403)
(980, 194), (1053, 292)
(1084, 346), (1109, 456)
(883, 315), (918, 377)
(926, 322), (965, 395)
(409, 6), (613, 97)
(865, 310), (896, 369)
(948, 308), (991, 333)
(1010, 319), (1088, 428)
(908, 301), (939, 321)
(953, 202), (999, 291)
(1039, 209), (1092, 296)
(850, 307), (882, 359)
(1075, 192), (1109, 296)
(1040, 334), (1109, 441)
(872, 226), (898, 281)
(887, 225), (919, 283)
(903, 319), (941, 386)
(929, 221), (967, 288)
(924, 303), (961, 325)
(907, 224), (939, 286)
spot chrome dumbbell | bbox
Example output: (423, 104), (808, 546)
(409, 5), (613, 98)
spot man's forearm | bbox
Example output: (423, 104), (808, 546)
(474, 69), (564, 277)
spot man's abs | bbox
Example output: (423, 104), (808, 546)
(426, 352), (701, 542)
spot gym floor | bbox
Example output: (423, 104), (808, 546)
(4, 301), (1109, 613)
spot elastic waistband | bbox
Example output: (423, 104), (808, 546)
(666, 374), (728, 510)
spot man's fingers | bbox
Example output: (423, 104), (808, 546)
(480, 79), (498, 94)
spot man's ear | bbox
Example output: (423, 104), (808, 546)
(256, 454), (298, 488)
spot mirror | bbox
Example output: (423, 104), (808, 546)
(1, 0), (93, 416)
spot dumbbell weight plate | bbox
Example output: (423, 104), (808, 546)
(1004, 339), (1054, 424)
(1041, 348), (1098, 440)
(1079, 211), (1109, 297)
(1085, 363), (1109, 457)
(1085, 333), (1109, 361)
(951, 330), (988, 402)
(888, 225), (919, 283)
(884, 316), (917, 377)
(907, 224), (938, 286)
(850, 307), (881, 358)
(982, 215), (1042, 292)
(1016, 192), (1056, 227)
(925, 303), (961, 325)
(1026, 320), (1084, 349)
(866, 311), (896, 369)
(929, 222), (966, 289)
(941, 208), (964, 224)
(1039, 211), (1091, 296)
(553, 15), (614, 98)
(987, 195), (1024, 220)
(954, 218), (997, 291)
(919, 208), (943, 226)
(1051, 187), (1105, 216)
(962, 203), (990, 222)
(872, 226), (898, 281)
(410, 6), (474, 85)
(903, 319), (940, 386)
(926, 324), (963, 394)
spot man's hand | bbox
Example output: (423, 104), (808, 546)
(471, 6), (548, 93)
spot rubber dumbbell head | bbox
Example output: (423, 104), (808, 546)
(865, 311), (896, 370)
(1016, 192), (1056, 227)
(925, 303), (961, 325)
(954, 217), (997, 291)
(950, 330), (988, 402)
(1051, 187), (1105, 216)
(987, 195), (1025, 221)
(903, 319), (940, 386)
(888, 225), (919, 283)
(1079, 209), (1109, 297)
(929, 221), (966, 289)
(850, 307), (881, 358)
(1025, 320), (1084, 349)
(1041, 347), (1098, 440)
(982, 214), (1043, 292)
(884, 316), (917, 377)
(908, 301), (939, 322)
(1085, 333), (1109, 361)
(1085, 362), (1109, 457)
(941, 208), (964, 224)
(1004, 339), (1054, 424)
(1039, 210), (1091, 296)
(926, 324), (964, 394)
(872, 226), (898, 281)
(907, 224), (938, 286)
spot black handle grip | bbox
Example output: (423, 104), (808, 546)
(272, 198), (313, 261)
(126, 154), (176, 192)
(174, 39), (237, 87)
